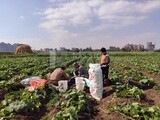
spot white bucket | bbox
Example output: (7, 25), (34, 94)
(58, 80), (68, 92)
(75, 77), (85, 91)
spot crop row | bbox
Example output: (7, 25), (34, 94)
(111, 54), (160, 75)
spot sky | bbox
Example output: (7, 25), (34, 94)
(0, 0), (160, 50)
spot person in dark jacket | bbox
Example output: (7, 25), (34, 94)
(73, 62), (89, 78)
(69, 62), (89, 86)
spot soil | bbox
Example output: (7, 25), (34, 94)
(91, 86), (133, 120)
(12, 115), (34, 120)
(0, 89), (6, 101)
(144, 89), (160, 105)
(12, 106), (48, 120)
(92, 84), (160, 120)
(42, 108), (59, 120)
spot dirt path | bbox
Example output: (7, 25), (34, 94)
(91, 86), (132, 120)
(144, 89), (160, 105)
(90, 85), (160, 120)
(0, 89), (6, 102)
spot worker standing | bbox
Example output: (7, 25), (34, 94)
(99, 47), (110, 86)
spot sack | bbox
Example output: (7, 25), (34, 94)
(28, 79), (47, 92)
(30, 79), (47, 87)
(89, 64), (103, 101)
(21, 76), (41, 86)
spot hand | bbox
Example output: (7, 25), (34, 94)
(47, 73), (51, 78)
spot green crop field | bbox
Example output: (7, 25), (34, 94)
(1, 52), (160, 120)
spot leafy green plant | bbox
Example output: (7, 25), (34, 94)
(111, 103), (160, 120)
(154, 84), (160, 90)
(53, 90), (92, 120)
(0, 83), (59, 118)
(113, 83), (145, 100)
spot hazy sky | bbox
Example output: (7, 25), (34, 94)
(0, 0), (160, 50)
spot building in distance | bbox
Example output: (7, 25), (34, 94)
(122, 44), (145, 51)
(44, 48), (54, 52)
(109, 46), (120, 51)
(147, 42), (155, 51)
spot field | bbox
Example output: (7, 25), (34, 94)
(1, 52), (160, 120)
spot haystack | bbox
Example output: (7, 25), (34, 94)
(15, 44), (33, 54)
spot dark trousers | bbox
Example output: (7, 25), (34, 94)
(68, 77), (75, 86)
(101, 66), (109, 85)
